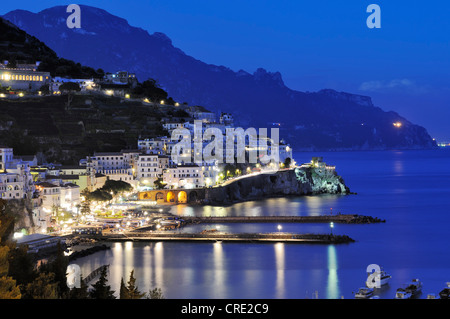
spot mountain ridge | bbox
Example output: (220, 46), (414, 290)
(2, 5), (437, 150)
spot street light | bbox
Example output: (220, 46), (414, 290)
(277, 225), (282, 233)
(330, 222), (334, 235)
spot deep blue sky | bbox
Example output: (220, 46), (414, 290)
(1, 1), (449, 140)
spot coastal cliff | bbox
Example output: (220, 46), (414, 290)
(203, 166), (350, 205)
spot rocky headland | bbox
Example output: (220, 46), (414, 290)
(203, 165), (350, 206)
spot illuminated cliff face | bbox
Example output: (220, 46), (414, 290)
(295, 166), (349, 195)
(203, 166), (349, 205)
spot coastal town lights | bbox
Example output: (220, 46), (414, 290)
(393, 122), (402, 128)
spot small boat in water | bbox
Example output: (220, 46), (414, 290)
(366, 268), (391, 288)
(395, 279), (422, 299)
(395, 289), (412, 299)
(355, 287), (374, 299)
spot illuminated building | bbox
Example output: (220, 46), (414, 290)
(0, 62), (51, 92)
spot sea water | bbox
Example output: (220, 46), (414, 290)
(75, 149), (450, 299)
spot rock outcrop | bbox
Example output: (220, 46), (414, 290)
(204, 166), (350, 205)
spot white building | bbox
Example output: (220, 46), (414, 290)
(0, 147), (34, 200)
(60, 183), (81, 214)
(83, 150), (140, 187)
(0, 63), (51, 92)
(189, 111), (216, 123)
(51, 77), (96, 93)
(279, 142), (293, 165)
(219, 112), (234, 126)
(35, 182), (61, 214)
(162, 122), (186, 134)
(163, 164), (205, 189)
(138, 137), (171, 155)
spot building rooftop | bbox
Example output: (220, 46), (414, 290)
(35, 182), (59, 188)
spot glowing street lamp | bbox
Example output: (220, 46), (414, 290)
(330, 222), (334, 235)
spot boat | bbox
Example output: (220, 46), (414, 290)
(395, 289), (412, 299)
(439, 282), (450, 299)
(395, 279), (422, 299)
(366, 268), (391, 288)
(355, 287), (374, 299)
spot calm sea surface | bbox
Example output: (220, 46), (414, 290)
(75, 149), (450, 299)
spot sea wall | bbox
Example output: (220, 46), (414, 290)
(203, 167), (350, 205)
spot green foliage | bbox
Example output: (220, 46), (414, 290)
(153, 177), (167, 190)
(284, 157), (291, 167)
(102, 180), (133, 195)
(119, 277), (128, 299)
(7, 245), (37, 287)
(86, 189), (113, 202)
(0, 275), (21, 299)
(89, 267), (116, 299)
(120, 270), (145, 299)
(147, 287), (165, 299)
(23, 272), (58, 299)
(85, 180), (132, 202)
(67, 276), (90, 299)
(59, 82), (81, 93)
(132, 79), (168, 101)
(38, 57), (104, 79)
(0, 199), (15, 243)
(0, 245), (9, 277)
(39, 84), (50, 95)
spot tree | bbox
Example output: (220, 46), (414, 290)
(80, 189), (92, 215)
(39, 84), (50, 95)
(132, 79), (168, 101)
(153, 177), (166, 190)
(59, 81), (81, 93)
(86, 189), (113, 202)
(0, 276), (21, 299)
(50, 242), (69, 297)
(0, 219), (21, 299)
(0, 199), (15, 243)
(24, 272), (58, 299)
(67, 276), (90, 299)
(89, 267), (115, 299)
(147, 287), (165, 299)
(119, 278), (128, 299)
(36, 242), (69, 298)
(101, 180), (133, 195)
(284, 157), (291, 168)
(59, 82), (81, 110)
(0, 241), (8, 277)
(121, 270), (145, 299)
(7, 244), (37, 289)
(6, 58), (17, 68)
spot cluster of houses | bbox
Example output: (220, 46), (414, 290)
(0, 60), (137, 97)
(0, 60), (295, 234)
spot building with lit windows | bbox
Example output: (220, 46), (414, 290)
(0, 66), (51, 92)
(163, 164), (205, 189)
(0, 146), (34, 200)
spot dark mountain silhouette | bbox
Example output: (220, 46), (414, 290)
(3, 5), (437, 150)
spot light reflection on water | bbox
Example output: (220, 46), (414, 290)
(75, 149), (450, 299)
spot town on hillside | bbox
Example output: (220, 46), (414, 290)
(0, 60), (295, 237)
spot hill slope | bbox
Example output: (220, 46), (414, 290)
(2, 6), (437, 150)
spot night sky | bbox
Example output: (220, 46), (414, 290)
(1, 0), (449, 140)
